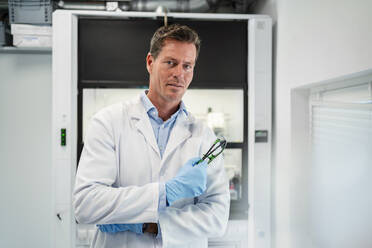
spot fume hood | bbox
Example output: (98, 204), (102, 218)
(52, 10), (271, 248)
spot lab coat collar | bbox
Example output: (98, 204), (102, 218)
(128, 96), (195, 160)
(128, 96), (160, 158)
(140, 90), (189, 118)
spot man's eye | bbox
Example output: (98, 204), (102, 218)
(166, 61), (174, 66)
(184, 64), (192, 70)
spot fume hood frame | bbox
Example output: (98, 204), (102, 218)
(52, 10), (271, 248)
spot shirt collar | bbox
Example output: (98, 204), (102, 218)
(140, 90), (188, 117)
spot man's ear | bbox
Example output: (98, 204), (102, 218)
(146, 53), (154, 74)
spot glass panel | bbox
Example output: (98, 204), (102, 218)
(183, 89), (244, 143)
(83, 88), (144, 141)
(223, 149), (243, 201)
(82, 88), (244, 202)
(83, 88), (244, 143)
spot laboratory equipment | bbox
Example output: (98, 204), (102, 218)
(8, 0), (53, 24)
(207, 108), (227, 138)
(52, 10), (272, 248)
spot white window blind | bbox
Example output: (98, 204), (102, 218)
(310, 81), (372, 151)
(309, 78), (372, 247)
(311, 105), (371, 149)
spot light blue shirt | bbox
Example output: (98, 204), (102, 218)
(140, 91), (188, 238)
(140, 91), (188, 157)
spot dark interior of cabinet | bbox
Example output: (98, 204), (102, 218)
(77, 17), (248, 219)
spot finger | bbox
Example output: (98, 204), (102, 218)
(189, 157), (201, 163)
(189, 157), (202, 166)
(195, 159), (208, 168)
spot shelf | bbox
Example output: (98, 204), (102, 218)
(0, 46), (52, 54)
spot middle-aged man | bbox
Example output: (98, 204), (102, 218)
(73, 24), (230, 248)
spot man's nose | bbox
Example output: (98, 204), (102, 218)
(172, 64), (184, 78)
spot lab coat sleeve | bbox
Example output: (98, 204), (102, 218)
(158, 128), (230, 247)
(73, 108), (159, 224)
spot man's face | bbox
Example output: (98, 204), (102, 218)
(146, 39), (197, 104)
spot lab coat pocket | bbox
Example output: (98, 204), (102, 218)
(119, 131), (155, 187)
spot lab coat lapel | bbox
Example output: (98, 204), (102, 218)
(162, 111), (193, 162)
(128, 98), (160, 158)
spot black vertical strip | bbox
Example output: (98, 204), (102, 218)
(242, 82), (249, 213)
(77, 19), (83, 169)
(77, 86), (83, 169)
(242, 24), (249, 216)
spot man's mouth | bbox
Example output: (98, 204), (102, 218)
(166, 83), (184, 88)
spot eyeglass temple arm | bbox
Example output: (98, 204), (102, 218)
(202, 140), (227, 162)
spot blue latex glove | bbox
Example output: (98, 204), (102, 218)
(97, 223), (143, 234)
(165, 157), (208, 206)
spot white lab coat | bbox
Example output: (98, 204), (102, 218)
(73, 95), (230, 248)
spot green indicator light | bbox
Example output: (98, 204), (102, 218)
(61, 128), (67, 146)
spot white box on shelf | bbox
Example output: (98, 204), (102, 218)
(12, 34), (52, 47)
(11, 24), (52, 47)
(11, 24), (52, 35)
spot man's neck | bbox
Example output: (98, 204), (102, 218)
(147, 93), (180, 121)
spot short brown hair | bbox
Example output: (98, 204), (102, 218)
(149, 24), (201, 60)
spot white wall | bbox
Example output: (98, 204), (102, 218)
(2, 3), (372, 247)
(0, 53), (52, 248)
(255, 0), (372, 248)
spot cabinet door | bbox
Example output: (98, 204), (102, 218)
(82, 88), (246, 203)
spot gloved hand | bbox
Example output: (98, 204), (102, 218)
(97, 223), (143, 234)
(165, 157), (208, 206)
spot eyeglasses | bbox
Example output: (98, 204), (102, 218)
(197, 137), (227, 165)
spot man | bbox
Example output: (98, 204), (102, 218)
(73, 24), (230, 248)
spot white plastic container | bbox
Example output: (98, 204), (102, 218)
(11, 24), (52, 47)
